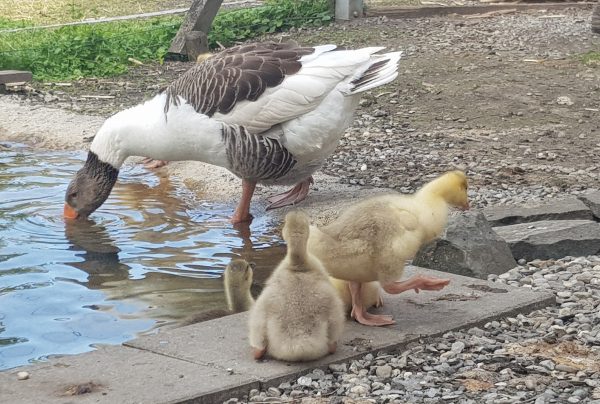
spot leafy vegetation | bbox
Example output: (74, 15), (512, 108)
(581, 51), (600, 67)
(0, 17), (180, 80)
(0, 0), (332, 81)
(210, 0), (332, 48)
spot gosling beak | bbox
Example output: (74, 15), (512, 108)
(460, 201), (470, 211)
(63, 203), (79, 219)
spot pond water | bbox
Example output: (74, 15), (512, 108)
(0, 143), (284, 370)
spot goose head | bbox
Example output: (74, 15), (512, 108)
(437, 170), (470, 210)
(421, 170), (470, 211)
(64, 152), (119, 219)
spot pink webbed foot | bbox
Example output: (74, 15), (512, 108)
(383, 275), (450, 295)
(266, 177), (314, 210)
(141, 158), (169, 169)
(348, 281), (394, 326)
(350, 304), (395, 326)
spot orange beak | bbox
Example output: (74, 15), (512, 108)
(63, 203), (79, 219)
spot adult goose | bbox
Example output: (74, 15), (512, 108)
(64, 41), (402, 223)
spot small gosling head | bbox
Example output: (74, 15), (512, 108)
(281, 210), (310, 242)
(436, 170), (469, 210)
(224, 259), (254, 287)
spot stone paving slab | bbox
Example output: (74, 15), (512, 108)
(494, 220), (600, 261)
(579, 191), (600, 220)
(0, 345), (258, 404)
(483, 197), (594, 226)
(0, 267), (554, 404)
(126, 266), (554, 395)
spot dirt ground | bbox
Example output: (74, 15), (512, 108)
(3, 5), (600, 202)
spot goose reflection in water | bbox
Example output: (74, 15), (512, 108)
(61, 173), (285, 329)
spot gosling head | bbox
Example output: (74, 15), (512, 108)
(430, 170), (470, 211)
(224, 259), (254, 288)
(281, 210), (310, 241)
(64, 152), (119, 220)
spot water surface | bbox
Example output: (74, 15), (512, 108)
(0, 143), (284, 370)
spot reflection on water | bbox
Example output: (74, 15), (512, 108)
(0, 143), (285, 370)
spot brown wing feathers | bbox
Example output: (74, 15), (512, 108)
(164, 42), (315, 117)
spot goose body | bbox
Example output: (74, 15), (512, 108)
(65, 42), (402, 223)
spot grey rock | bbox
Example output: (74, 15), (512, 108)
(451, 341), (466, 354)
(349, 384), (368, 395)
(579, 191), (600, 220)
(297, 376), (312, 387)
(494, 220), (600, 261)
(376, 365), (393, 379)
(329, 363), (348, 373)
(484, 197), (593, 226)
(266, 387), (281, 397)
(414, 211), (517, 279)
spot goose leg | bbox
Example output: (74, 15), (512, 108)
(266, 177), (314, 210)
(382, 275), (450, 295)
(252, 346), (267, 360)
(141, 157), (169, 169)
(349, 281), (395, 326)
(231, 180), (256, 224)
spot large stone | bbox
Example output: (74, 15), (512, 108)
(579, 190), (600, 220)
(413, 211), (517, 279)
(493, 220), (600, 261)
(483, 197), (593, 226)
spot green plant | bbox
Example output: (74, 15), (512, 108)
(0, 17), (31, 30)
(581, 51), (600, 67)
(209, 0), (332, 48)
(0, 17), (181, 80)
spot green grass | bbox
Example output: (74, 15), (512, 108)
(0, 17), (33, 30)
(581, 51), (600, 67)
(0, 0), (332, 81)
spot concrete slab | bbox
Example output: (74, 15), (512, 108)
(579, 190), (600, 220)
(494, 220), (600, 261)
(1, 267), (553, 404)
(0, 345), (258, 404)
(483, 197), (593, 226)
(126, 266), (554, 392)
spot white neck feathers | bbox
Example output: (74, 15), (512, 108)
(90, 94), (226, 168)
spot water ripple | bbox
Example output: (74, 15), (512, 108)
(0, 143), (283, 370)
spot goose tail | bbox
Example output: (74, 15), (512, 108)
(345, 50), (402, 95)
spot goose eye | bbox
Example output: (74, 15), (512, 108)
(69, 192), (78, 199)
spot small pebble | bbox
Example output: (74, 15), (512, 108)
(17, 372), (29, 381)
